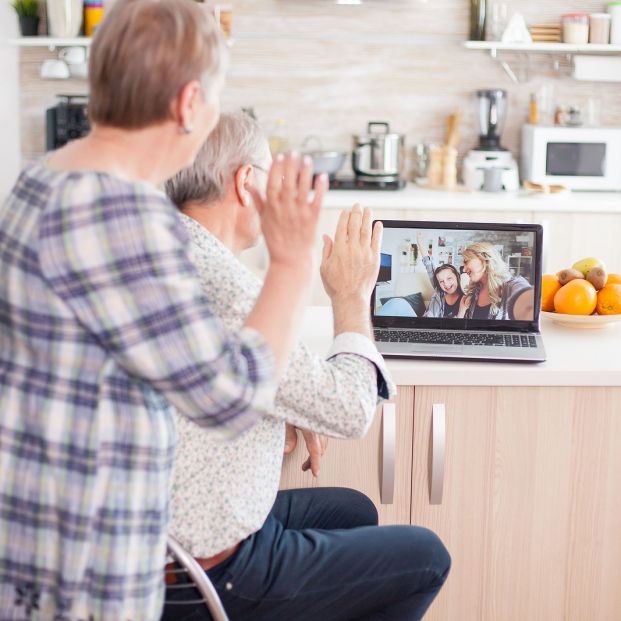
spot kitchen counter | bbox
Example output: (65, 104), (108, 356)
(301, 305), (621, 387)
(323, 183), (621, 214)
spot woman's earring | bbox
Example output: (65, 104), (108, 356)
(183, 124), (193, 135)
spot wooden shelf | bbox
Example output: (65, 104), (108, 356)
(465, 41), (621, 54)
(8, 37), (92, 48)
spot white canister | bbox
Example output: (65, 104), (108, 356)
(608, 2), (621, 44)
(589, 13), (611, 44)
(47, 0), (84, 38)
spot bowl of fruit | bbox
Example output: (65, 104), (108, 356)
(541, 257), (621, 329)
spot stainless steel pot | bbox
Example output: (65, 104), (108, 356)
(352, 122), (405, 178)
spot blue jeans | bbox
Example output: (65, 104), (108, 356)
(162, 488), (450, 621)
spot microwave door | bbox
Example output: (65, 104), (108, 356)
(546, 142), (606, 178)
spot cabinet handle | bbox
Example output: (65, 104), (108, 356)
(430, 403), (446, 505)
(380, 402), (396, 505)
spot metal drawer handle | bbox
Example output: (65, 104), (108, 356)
(380, 402), (396, 505)
(430, 403), (446, 505)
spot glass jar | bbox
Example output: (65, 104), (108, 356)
(562, 13), (589, 44)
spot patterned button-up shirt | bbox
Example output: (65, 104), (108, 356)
(0, 164), (277, 620)
(169, 215), (396, 558)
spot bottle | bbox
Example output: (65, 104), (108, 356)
(269, 118), (289, 156)
(84, 0), (104, 37)
(470, 0), (487, 41)
(529, 93), (538, 125)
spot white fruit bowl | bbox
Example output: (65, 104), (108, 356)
(541, 311), (621, 329)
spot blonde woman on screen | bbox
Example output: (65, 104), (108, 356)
(458, 242), (534, 320)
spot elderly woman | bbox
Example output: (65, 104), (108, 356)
(161, 111), (450, 621)
(0, 1), (326, 619)
(458, 242), (534, 320)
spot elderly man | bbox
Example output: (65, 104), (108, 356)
(161, 111), (450, 621)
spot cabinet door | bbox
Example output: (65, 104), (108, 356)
(411, 386), (621, 621)
(279, 386), (414, 525)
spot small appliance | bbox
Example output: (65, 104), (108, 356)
(462, 89), (520, 192)
(522, 124), (621, 191)
(46, 95), (90, 151)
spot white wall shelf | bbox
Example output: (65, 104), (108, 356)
(8, 37), (92, 49)
(465, 41), (621, 54)
(464, 40), (621, 83)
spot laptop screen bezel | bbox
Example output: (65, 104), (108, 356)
(371, 220), (544, 334)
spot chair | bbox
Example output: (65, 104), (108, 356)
(165, 534), (230, 621)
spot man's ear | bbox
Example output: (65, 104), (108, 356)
(234, 164), (254, 207)
(172, 80), (202, 132)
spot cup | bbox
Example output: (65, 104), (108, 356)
(59, 46), (87, 65)
(68, 61), (88, 79)
(482, 167), (504, 192)
(40, 59), (70, 80)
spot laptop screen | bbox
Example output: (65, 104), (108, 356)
(372, 220), (543, 331)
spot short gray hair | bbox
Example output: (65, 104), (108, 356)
(165, 110), (269, 208)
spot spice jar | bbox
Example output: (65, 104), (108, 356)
(590, 13), (611, 43)
(562, 13), (589, 44)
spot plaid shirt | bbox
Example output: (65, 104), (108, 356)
(0, 163), (277, 621)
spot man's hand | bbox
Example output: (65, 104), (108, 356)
(320, 204), (382, 337)
(283, 424), (328, 478)
(320, 204), (382, 304)
(247, 153), (327, 269)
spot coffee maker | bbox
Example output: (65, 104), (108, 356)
(463, 89), (520, 192)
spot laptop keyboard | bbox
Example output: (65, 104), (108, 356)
(374, 329), (538, 348)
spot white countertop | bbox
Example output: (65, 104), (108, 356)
(323, 184), (621, 214)
(301, 305), (621, 387)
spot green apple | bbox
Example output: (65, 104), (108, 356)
(572, 257), (606, 278)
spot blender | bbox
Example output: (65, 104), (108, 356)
(463, 89), (520, 191)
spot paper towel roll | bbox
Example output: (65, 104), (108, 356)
(573, 55), (621, 82)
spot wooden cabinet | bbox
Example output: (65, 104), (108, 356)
(280, 384), (621, 620)
(279, 386), (414, 525)
(412, 386), (621, 621)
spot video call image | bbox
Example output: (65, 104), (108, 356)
(375, 227), (537, 322)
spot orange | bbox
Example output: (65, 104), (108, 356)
(606, 273), (621, 286)
(541, 274), (561, 312)
(596, 284), (621, 315)
(553, 279), (597, 315)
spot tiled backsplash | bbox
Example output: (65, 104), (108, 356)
(19, 0), (621, 172)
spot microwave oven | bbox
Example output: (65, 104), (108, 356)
(521, 124), (621, 191)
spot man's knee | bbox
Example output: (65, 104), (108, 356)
(338, 488), (379, 526)
(413, 527), (451, 587)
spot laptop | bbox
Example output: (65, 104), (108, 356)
(372, 220), (546, 362)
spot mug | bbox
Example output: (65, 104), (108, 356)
(68, 61), (88, 79)
(40, 59), (70, 80)
(59, 46), (87, 65)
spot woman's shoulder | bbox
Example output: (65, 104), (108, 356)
(21, 161), (170, 208)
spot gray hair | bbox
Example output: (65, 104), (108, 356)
(165, 110), (269, 208)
